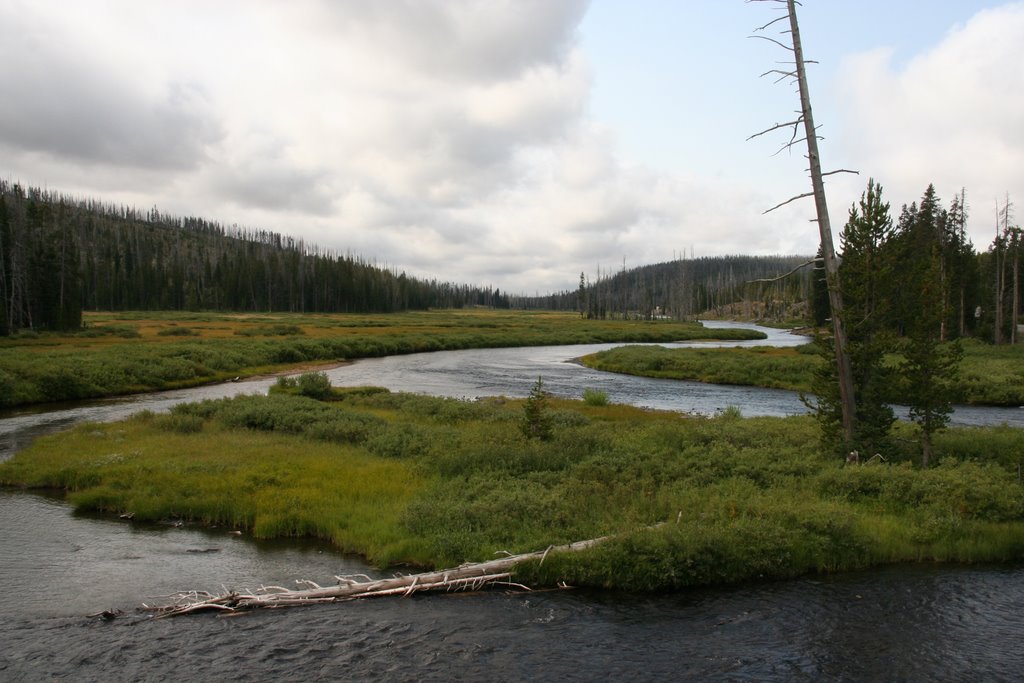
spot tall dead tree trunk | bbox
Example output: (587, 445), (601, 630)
(995, 244), (1004, 345)
(786, 0), (856, 443)
(1013, 229), (1021, 344)
(751, 0), (857, 444)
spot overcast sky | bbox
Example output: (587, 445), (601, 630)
(2, 1), (1021, 294)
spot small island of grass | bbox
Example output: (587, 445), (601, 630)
(3, 379), (1022, 592)
(578, 339), (1024, 407)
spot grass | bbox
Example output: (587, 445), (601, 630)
(3, 383), (1022, 590)
(580, 345), (819, 392)
(0, 309), (764, 408)
(579, 341), (1024, 407)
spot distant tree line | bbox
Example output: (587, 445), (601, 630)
(523, 255), (815, 321)
(0, 181), (511, 334)
(3, 179), (1017, 347)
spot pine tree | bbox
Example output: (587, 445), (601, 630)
(810, 244), (830, 327)
(836, 179), (896, 455)
(521, 376), (553, 441)
(896, 186), (962, 466)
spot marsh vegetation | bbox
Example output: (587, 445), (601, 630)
(3, 380), (1022, 591)
(0, 309), (762, 408)
(579, 340), (1024, 407)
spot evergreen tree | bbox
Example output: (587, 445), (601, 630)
(577, 272), (586, 318)
(810, 244), (830, 327)
(944, 190), (977, 338)
(0, 196), (10, 336)
(896, 186), (962, 466)
(901, 255), (962, 467)
(521, 376), (553, 441)
(836, 179), (896, 455)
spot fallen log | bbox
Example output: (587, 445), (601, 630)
(142, 535), (609, 618)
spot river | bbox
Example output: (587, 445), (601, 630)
(2, 322), (1020, 460)
(2, 321), (1023, 681)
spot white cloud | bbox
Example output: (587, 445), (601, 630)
(9, 1), (1011, 295)
(0, 6), (222, 171)
(834, 3), (1024, 244)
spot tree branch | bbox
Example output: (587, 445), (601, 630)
(821, 169), (860, 177)
(747, 257), (821, 284)
(773, 135), (809, 156)
(747, 118), (803, 142)
(748, 34), (794, 51)
(763, 191), (814, 214)
(752, 14), (790, 32)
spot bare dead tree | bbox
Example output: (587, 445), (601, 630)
(748, 0), (857, 444)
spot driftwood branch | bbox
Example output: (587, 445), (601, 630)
(749, 259), (819, 286)
(141, 535), (611, 618)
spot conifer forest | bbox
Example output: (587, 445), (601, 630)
(0, 179), (1020, 342)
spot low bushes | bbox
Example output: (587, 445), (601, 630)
(3, 387), (1022, 589)
(0, 311), (765, 408)
(580, 342), (1024, 407)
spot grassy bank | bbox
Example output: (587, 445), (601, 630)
(579, 340), (1024, 407)
(3, 385), (1022, 590)
(0, 309), (762, 409)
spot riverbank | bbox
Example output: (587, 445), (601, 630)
(3, 385), (1022, 591)
(0, 310), (763, 409)
(578, 340), (1024, 407)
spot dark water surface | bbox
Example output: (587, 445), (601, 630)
(3, 321), (1024, 680)
(2, 489), (1023, 681)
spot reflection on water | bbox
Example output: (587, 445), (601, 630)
(0, 490), (378, 618)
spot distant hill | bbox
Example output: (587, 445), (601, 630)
(521, 255), (816, 321)
(0, 180), (814, 333)
(0, 181), (510, 333)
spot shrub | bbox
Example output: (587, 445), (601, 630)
(521, 376), (553, 441)
(235, 324), (305, 337)
(297, 372), (333, 399)
(157, 327), (198, 337)
(719, 405), (743, 420)
(582, 388), (609, 406)
(273, 376), (298, 391)
(156, 413), (205, 434)
(366, 424), (433, 458)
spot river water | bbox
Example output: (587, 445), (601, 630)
(2, 321), (1023, 681)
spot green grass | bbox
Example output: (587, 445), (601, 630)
(0, 310), (764, 408)
(580, 344), (819, 392)
(579, 341), (1024, 407)
(3, 384), (1022, 590)
(956, 339), (1024, 406)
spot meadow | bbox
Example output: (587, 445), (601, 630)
(579, 340), (1024, 407)
(0, 309), (761, 408)
(3, 381), (1022, 590)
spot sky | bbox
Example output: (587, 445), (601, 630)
(2, 1), (1021, 295)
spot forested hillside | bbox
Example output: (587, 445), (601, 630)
(524, 255), (816, 321)
(3, 180), (1014, 339)
(0, 181), (510, 333)
(0, 180), (824, 333)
